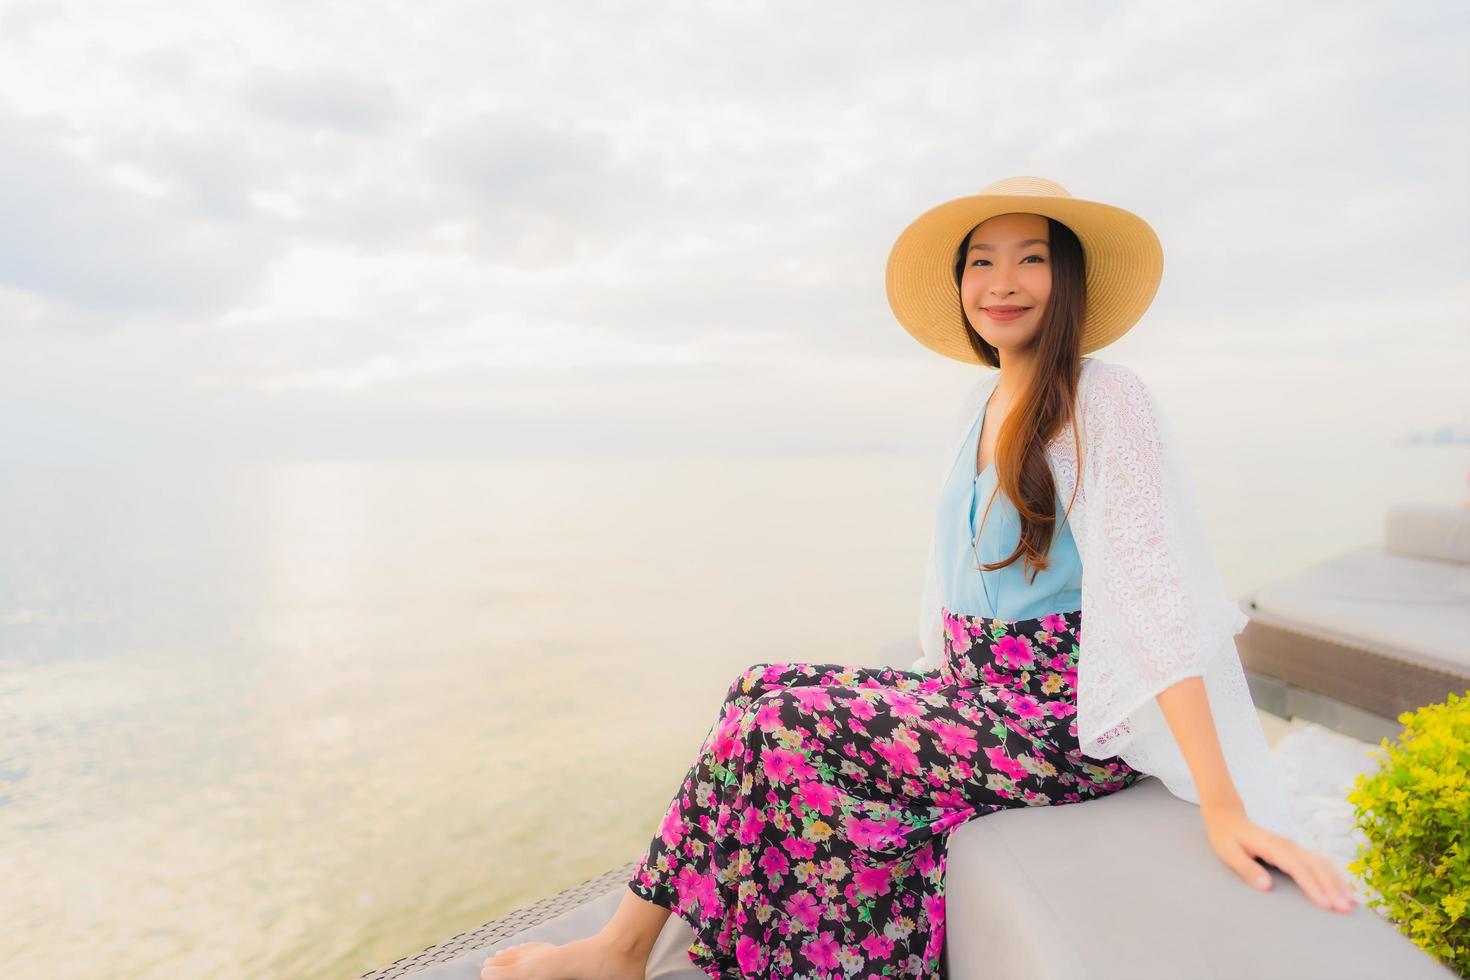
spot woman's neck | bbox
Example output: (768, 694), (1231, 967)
(992, 350), (1036, 405)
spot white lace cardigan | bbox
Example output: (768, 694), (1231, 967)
(911, 355), (1302, 843)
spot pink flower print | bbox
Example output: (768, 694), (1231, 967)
(801, 931), (842, 970)
(918, 675), (947, 694)
(1041, 613), (1068, 634)
(783, 836), (816, 859)
(923, 893), (947, 959)
(886, 691), (924, 721)
(930, 719), (979, 758)
(753, 699), (785, 731)
(913, 840), (939, 876)
(874, 738), (920, 776)
(673, 865), (701, 915)
(1011, 695), (1044, 723)
(852, 861), (893, 898)
(737, 804), (767, 845)
(762, 747), (817, 785)
(674, 866), (718, 917)
(735, 934), (768, 974)
(798, 779), (840, 816)
(933, 787), (968, 808)
(658, 802), (687, 847)
(994, 635), (1036, 670)
(930, 806), (976, 835)
(785, 890), (822, 931)
(848, 698), (877, 721)
(984, 744), (1029, 781)
(1063, 666), (1078, 689)
(759, 663), (789, 684)
(945, 626), (966, 652)
(711, 709), (743, 762)
(980, 661), (1010, 687)
(860, 933), (895, 959)
(1046, 699), (1077, 719)
(758, 845), (790, 879)
(949, 758), (975, 781)
(790, 686), (835, 713)
(844, 813), (907, 851)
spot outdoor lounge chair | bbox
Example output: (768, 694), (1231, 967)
(1238, 503), (1470, 744)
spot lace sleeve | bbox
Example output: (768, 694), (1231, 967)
(1080, 364), (1247, 703)
(1076, 362), (1302, 842)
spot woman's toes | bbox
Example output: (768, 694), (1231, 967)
(480, 941), (555, 976)
(483, 942), (529, 965)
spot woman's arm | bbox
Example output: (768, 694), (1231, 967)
(1155, 675), (1244, 812)
(1156, 674), (1359, 912)
(1080, 362), (1356, 912)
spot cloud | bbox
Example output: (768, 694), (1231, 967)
(0, 0), (1464, 462)
(418, 109), (669, 264)
(241, 65), (402, 135)
(0, 106), (280, 323)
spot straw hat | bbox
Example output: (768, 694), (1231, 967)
(884, 176), (1164, 364)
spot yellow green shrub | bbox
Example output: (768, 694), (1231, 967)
(1346, 690), (1469, 974)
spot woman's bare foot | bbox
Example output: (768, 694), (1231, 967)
(479, 931), (646, 980)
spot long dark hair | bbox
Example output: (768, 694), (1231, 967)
(951, 215), (1086, 583)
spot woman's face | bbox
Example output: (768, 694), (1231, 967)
(959, 212), (1052, 352)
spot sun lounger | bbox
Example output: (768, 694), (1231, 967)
(1237, 504), (1470, 742)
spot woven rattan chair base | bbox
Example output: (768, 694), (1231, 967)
(361, 861), (639, 979)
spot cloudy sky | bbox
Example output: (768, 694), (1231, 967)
(1, 0), (1466, 463)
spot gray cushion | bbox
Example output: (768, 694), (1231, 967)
(1385, 503), (1470, 564)
(1247, 544), (1470, 674)
(942, 775), (1457, 980)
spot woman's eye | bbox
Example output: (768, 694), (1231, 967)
(970, 255), (1045, 267)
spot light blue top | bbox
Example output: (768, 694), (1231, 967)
(936, 388), (1083, 620)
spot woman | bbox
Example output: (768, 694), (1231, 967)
(482, 177), (1359, 980)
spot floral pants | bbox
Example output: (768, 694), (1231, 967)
(627, 607), (1143, 979)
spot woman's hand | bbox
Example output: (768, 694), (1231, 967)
(1202, 803), (1360, 913)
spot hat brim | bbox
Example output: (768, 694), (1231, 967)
(885, 193), (1164, 365)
